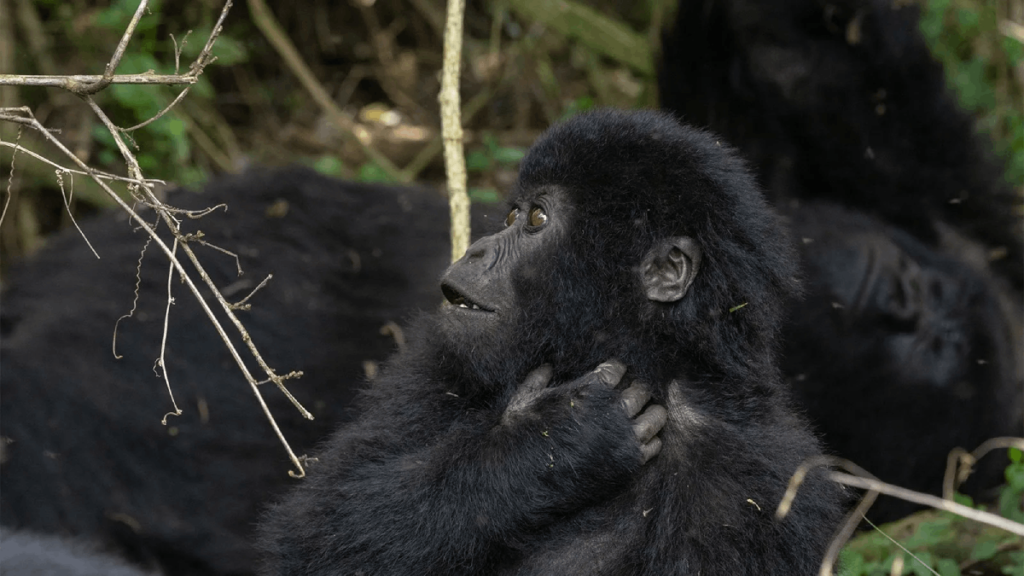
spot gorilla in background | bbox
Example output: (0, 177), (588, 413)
(0, 529), (158, 576)
(0, 168), (501, 575)
(257, 110), (845, 575)
(659, 0), (1023, 521)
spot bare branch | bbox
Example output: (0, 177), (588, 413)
(0, 140), (166, 186)
(0, 73), (197, 88)
(0, 0), (232, 99)
(54, 170), (101, 259)
(778, 449), (1024, 576)
(0, 124), (23, 227)
(98, 0), (152, 84)
(827, 471), (1024, 536)
(123, 86), (193, 132)
(862, 518), (942, 576)
(779, 453), (1024, 542)
(231, 274), (273, 310)
(189, 234), (244, 277)
(440, 0), (470, 262)
(158, 238), (184, 424)
(943, 437), (1024, 499)
(5, 107), (310, 478)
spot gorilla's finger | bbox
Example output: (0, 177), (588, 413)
(592, 359), (627, 388)
(640, 437), (663, 464)
(504, 365), (553, 421)
(520, 364), (554, 395)
(633, 404), (668, 444)
(620, 381), (652, 418)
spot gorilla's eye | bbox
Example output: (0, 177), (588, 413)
(505, 208), (519, 227)
(528, 207), (548, 227)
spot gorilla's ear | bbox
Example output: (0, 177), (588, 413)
(640, 237), (702, 302)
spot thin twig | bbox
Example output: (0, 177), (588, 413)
(53, 170), (100, 259)
(862, 517), (941, 576)
(828, 471), (1024, 536)
(943, 437), (1024, 499)
(816, 490), (880, 576)
(158, 238), (184, 424)
(0, 74), (197, 88)
(779, 452), (1024, 537)
(246, 0), (404, 181)
(123, 86), (193, 132)
(95, 0), (152, 88)
(0, 125), (23, 227)
(87, 96), (315, 459)
(231, 274), (273, 310)
(439, 0), (470, 261)
(6, 106), (309, 478)
(183, 231), (244, 276)
(113, 226), (155, 359)
(0, 140), (166, 186)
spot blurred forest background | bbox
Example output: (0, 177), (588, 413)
(0, 0), (1021, 264)
(1, 1), (1023, 573)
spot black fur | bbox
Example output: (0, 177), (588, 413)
(781, 203), (1021, 513)
(658, 0), (1021, 286)
(257, 110), (845, 575)
(0, 529), (158, 576)
(659, 0), (1023, 521)
(0, 168), (499, 575)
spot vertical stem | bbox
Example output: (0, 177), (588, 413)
(439, 0), (470, 262)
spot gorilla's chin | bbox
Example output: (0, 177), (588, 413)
(426, 306), (544, 400)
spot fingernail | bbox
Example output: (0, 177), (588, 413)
(593, 359), (626, 386)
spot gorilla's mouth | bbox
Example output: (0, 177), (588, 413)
(441, 282), (495, 312)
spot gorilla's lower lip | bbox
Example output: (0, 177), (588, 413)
(441, 283), (496, 312)
(445, 301), (494, 313)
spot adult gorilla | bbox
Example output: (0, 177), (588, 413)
(258, 110), (844, 575)
(0, 169), (500, 575)
(659, 0), (1022, 520)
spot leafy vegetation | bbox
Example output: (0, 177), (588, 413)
(841, 451), (1024, 576)
(918, 0), (1024, 187)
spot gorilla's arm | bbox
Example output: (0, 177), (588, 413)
(259, 362), (660, 576)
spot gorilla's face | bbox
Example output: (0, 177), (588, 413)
(788, 205), (1018, 396)
(430, 188), (574, 393)
(817, 231), (980, 389)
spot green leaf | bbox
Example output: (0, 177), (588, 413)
(166, 116), (190, 162)
(971, 539), (1000, 562)
(1010, 447), (1022, 464)
(837, 548), (866, 576)
(907, 552), (935, 576)
(492, 146), (526, 165)
(954, 8), (980, 37)
(953, 492), (974, 507)
(1002, 551), (1024, 575)
(905, 518), (951, 548)
(559, 96), (595, 121)
(998, 483), (1024, 522)
(1006, 461), (1024, 490)
(313, 155), (346, 177)
(466, 150), (492, 172)
(935, 557), (961, 576)
(358, 162), (394, 183)
(469, 188), (501, 203)
(182, 30), (249, 66)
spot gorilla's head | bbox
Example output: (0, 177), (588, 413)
(435, 109), (798, 398)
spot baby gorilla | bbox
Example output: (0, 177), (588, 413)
(258, 109), (844, 575)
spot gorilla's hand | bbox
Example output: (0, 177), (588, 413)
(504, 359), (667, 466)
(619, 378), (667, 464)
